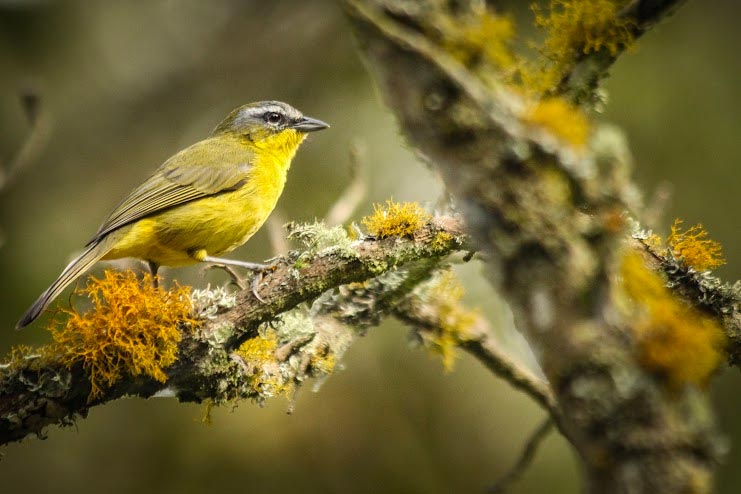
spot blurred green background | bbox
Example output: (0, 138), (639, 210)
(0, 1), (738, 493)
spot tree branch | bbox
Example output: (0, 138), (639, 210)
(344, 1), (730, 492)
(554, 0), (687, 103)
(393, 296), (557, 414)
(631, 235), (741, 367)
(488, 417), (554, 493)
(1, 216), (470, 445)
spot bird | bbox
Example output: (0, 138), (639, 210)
(17, 100), (328, 329)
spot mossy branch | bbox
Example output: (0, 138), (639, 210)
(2, 215), (501, 446)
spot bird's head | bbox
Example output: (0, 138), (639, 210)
(212, 101), (329, 150)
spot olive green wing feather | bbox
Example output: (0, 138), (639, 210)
(88, 137), (254, 245)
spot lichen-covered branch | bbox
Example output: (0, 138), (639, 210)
(393, 294), (557, 414)
(552, 0), (687, 103)
(0, 216), (469, 446)
(631, 234), (741, 367)
(345, 1), (732, 492)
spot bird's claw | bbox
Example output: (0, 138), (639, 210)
(250, 261), (282, 303)
(251, 272), (267, 303)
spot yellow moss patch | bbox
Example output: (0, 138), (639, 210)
(362, 200), (432, 239)
(423, 271), (478, 372)
(49, 270), (199, 400)
(523, 97), (590, 147)
(235, 330), (292, 397)
(667, 219), (725, 271)
(619, 252), (725, 388)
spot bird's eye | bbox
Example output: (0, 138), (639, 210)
(264, 112), (284, 125)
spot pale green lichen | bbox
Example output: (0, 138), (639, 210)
(191, 285), (238, 319)
(287, 221), (359, 269)
(275, 310), (317, 343)
(313, 269), (411, 330)
(287, 221), (356, 255)
(201, 321), (237, 348)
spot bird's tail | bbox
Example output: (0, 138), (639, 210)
(16, 238), (114, 329)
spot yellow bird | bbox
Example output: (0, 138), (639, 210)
(17, 101), (328, 329)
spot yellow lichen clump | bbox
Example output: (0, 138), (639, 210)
(435, 9), (516, 71)
(235, 330), (292, 397)
(50, 270), (199, 399)
(619, 252), (725, 388)
(523, 97), (590, 148)
(524, 0), (635, 92)
(667, 219), (725, 271)
(423, 271), (478, 372)
(535, 0), (634, 57)
(362, 200), (432, 239)
(309, 349), (337, 375)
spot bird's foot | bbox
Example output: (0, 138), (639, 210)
(202, 256), (283, 302)
(202, 263), (248, 290)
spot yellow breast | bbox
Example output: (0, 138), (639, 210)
(104, 130), (306, 266)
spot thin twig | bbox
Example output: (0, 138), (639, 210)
(488, 418), (554, 493)
(460, 319), (556, 413)
(324, 140), (367, 226)
(393, 298), (557, 414)
(0, 86), (51, 193)
(642, 181), (673, 230)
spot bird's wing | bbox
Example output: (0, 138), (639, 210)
(88, 137), (253, 244)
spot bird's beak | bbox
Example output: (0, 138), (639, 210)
(291, 116), (330, 132)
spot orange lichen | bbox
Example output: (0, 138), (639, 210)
(423, 271), (478, 372)
(619, 252), (725, 388)
(49, 270), (199, 399)
(667, 219), (725, 271)
(523, 97), (590, 147)
(235, 330), (291, 397)
(362, 200), (432, 239)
